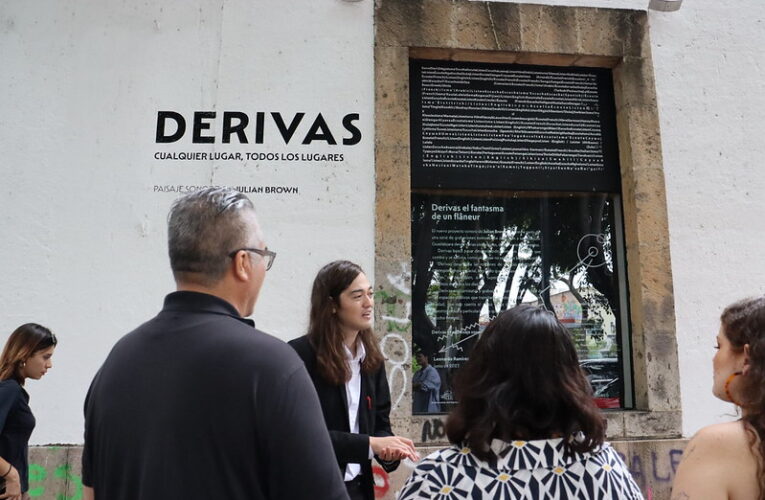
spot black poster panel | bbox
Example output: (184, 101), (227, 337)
(410, 59), (621, 192)
(411, 192), (627, 412)
(411, 193), (542, 413)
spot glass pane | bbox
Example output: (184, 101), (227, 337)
(411, 191), (630, 414)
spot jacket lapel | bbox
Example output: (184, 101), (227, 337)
(359, 372), (373, 434)
(337, 384), (351, 432)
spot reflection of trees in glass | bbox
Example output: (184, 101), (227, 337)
(547, 195), (619, 328)
(412, 193), (623, 361)
(412, 192), (627, 410)
(412, 195), (541, 358)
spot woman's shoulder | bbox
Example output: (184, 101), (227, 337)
(689, 420), (752, 454)
(672, 421), (760, 499)
(0, 379), (21, 391)
(0, 379), (23, 400)
(683, 421), (759, 479)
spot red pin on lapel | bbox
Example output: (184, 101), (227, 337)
(366, 395), (372, 410)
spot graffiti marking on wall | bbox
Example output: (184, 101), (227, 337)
(420, 418), (447, 443)
(378, 263), (412, 411)
(28, 462), (84, 500)
(617, 448), (683, 490)
(372, 465), (390, 498)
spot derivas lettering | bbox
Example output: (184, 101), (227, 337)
(156, 110), (362, 146)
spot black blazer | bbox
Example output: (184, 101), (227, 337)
(289, 336), (399, 500)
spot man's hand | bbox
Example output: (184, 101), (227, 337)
(370, 436), (420, 461)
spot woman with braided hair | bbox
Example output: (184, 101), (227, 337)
(672, 296), (765, 500)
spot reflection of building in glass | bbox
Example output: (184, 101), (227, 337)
(553, 292), (583, 325)
(548, 289), (618, 360)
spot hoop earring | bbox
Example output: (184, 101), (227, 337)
(724, 371), (743, 406)
(20, 361), (25, 369)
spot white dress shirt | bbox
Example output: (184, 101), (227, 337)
(343, 340), (371, 481)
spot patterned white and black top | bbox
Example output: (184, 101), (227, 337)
(398, 437), (644, 500)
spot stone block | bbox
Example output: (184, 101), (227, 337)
(573, 54), (621, 68)
(517, 4), (579, 55)
(377, 0), (507, 50)
(515, 52), (578, 66)
(445, 1), (504, 50)
(624, 410), (682, 438)
(616, 104), (664, 173)
(483, 3), (523, 52)
(614, 56), (658, 111)
(604, 410), (625, 438)
(376, 0), (425, 48)
(450, 48), (519, 64)
(375, 46), (411, 147)
(374, 144), (411, 257)
(573, 8), (631, 58)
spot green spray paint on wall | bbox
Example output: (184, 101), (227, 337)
(26, 447), (83, 500)
(28, 464), (46, 497)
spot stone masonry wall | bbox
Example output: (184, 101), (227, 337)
(27, 440), (686, 500)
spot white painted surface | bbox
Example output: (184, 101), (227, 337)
(0, 0), (374, 444)
(650, 0), (765, 435)
(1, 0), (762, 445)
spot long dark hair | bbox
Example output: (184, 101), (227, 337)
(0, 323), (57, 384)
(721, 296), (765, 500)
(307, 260), (384, 385)
(446, 304), (605, 460)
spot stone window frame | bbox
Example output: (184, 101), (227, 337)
(374, 0), (681, 442)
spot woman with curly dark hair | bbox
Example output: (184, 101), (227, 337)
(399, 304), (642, 499)
(672, 296), (765, 500)
(290, 260), (418, 500)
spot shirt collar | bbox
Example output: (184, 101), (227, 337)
(343, 338), (366, 363)
(161, 291), (255, 327)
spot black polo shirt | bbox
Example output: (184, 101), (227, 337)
(82, 291), (347, 500)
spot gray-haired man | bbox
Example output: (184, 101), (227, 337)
(82, 187), (348, 500)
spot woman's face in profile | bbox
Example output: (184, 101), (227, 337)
(22, 346), (55, 380)
(712, 326), (745, 402)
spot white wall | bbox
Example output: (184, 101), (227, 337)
(650, 1), (765, 435)
(0, 0), (375, 444)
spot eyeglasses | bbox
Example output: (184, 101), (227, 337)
(228, 247), (277, 271)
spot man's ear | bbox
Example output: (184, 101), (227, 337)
(231, 251), (250, 282)
(743, 343), (751, 375)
